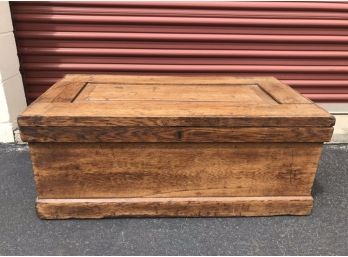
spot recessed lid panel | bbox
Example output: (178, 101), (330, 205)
(74, 83), (277, 105)
(18, 75), (335, 128)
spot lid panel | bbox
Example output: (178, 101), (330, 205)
(74, 83), (277, 105)
(18, 75), (335, 128)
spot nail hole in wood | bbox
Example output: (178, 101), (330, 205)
(176, 130), (183, 141)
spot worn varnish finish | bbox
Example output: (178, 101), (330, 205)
(30, 142), (322, 198)
(18, 75), (334, 219)
(18, 75), (334, 128)
(20, 126), (333, 143)
(37, 196), (314, 219)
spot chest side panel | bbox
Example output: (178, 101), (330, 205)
(30, 142), (323, 199)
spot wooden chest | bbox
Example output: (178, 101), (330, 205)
(18, 75), (335, 219)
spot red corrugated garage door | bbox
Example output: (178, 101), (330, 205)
(10, 1), (348, 103)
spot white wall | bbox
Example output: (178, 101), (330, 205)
(318, 103), (348, 143)
(0, 1), (27, 142)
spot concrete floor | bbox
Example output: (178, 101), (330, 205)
(0, 143), (347, 255)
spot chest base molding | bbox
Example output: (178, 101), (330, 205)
(37, 196), (313, 219)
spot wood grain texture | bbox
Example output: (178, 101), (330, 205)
(18, 75), (335, 129)
(69, 75), (310, 104)
(31, 79), (71, 104)
(258, 77), (312, 104)
(18, 102), (335, 127)
(74, 83), (277, 104)
(20, 126), (334, 143)
(20, 75), (332, 218)
(30, 142), (323, 198)
(52, 82), (87, 103)
(66, 74), (264, 85)
(36, 196), (314, 219)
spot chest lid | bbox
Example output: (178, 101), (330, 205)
(18, 75), (334, 142)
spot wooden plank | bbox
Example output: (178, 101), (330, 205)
(31, 79), (71, 104)
(18, 75), (335, 128)
(72, 74), (262, 85)
(257, 77), (312, 104)
(81, 75), (311, 104)
(73, 83), (278, 105)
(52, 82), (87, 103)
(31, 75), (90, 104)
(30, 142), (323, 198)
(63, 75), (310, 104)
(36, 196), (314, 219)
(18, 102), (335, 127)
(20, 126), (334, 143)
(72, 83), (96, 103)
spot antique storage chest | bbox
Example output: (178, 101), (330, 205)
(18, 75), (335, 219)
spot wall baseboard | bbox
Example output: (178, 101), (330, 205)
(329, 115), (348, 144)
(0, 122), (14, 143)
